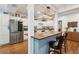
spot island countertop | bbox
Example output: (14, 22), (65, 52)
(31, 31), (61, 40)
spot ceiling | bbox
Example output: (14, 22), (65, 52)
(34, 4), (79, 20)
(0, 4), (79, 19)
(0, 4), (27, 18)
(8, 4), (27, 14)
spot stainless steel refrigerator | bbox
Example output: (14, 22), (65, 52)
(9, 19), (23, 44)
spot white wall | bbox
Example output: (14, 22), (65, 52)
(0, 13), (9, 45)
(0, 4), (8, 13)
(58, 13), (79, 32)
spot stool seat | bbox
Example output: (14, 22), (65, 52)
(49, 41), (56, 48)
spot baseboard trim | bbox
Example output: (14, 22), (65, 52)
(0, 43), (10, 47)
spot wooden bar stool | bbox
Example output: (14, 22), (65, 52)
(49, 36), (65, 54)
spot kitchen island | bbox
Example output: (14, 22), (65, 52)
(31, 31), (61, 54)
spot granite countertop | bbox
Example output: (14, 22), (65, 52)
(31, 31), (61, 40)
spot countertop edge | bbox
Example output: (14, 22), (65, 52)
(31, 32), (61, 40)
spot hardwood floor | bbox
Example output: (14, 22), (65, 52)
(0, 40), (28, 54)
